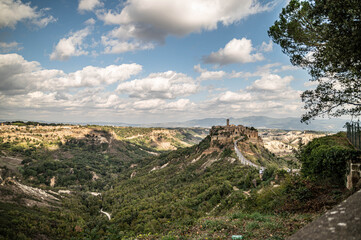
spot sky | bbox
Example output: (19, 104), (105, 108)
(0, 0), (315, 124)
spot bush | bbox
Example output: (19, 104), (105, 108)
(300, 132), (359, 186)
(221, 148), (232, 158)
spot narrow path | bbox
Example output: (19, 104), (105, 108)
(234, 139), (261, 169)
(100, 209), (111, 220)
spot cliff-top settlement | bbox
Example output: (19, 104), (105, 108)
(205, 119), (259, 153)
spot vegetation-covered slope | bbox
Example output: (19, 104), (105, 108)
(0, 123), (357, 239)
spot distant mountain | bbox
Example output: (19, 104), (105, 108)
(141, 116), (347, 132)
(1, 116), (348, 131)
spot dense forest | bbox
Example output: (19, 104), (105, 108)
(0, 123), (358, 239)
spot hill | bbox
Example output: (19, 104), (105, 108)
(0, 123), (354, 239)
(143, 116), (345, 131)
(1, 116), (347, 131)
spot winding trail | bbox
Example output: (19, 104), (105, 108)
(234, 138), (261, 169)
(100, 209), (111, 220)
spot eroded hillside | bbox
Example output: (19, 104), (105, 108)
(260, 129), (328, 156)
(109, 126), (208, 151)
(0, 122), (349, 240)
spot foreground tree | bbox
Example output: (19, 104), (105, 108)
(268, 0), (361, 123)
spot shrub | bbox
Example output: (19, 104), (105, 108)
(300, 132), (359, 185)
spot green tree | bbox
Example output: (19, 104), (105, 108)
(269, 0), (361, 122)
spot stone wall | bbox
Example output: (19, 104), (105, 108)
(347, 159), (361, 190)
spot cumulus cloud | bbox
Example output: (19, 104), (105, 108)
(0, 53), (142, 94)
(0, 54), (201, 122)
(166, 99), (193, 111)
(247, 74), (293, 92)
(217, 90), (252, 103)
(194, 65), (253, 80)
(0, 0), (55, 29)
(203, 38), (264, 65)
(194, 64), (226, 81)
(131, 98), (194, 112)
(45, 64), (143, 90)
(50, 26), (92, 61)
(0, 41), (23, 53)
(98, 0), (272, 40)
(116, 71), (198, 99)
(100, 24), (155, 53)
(132, 99), (165, 110)
(101, 35), (154, 54)
(78, 0), (103, 12)
(97, 0), (273, 52)
(274, 65), (299, 72)
(85, 18), (96, 25)
(199, 69), (303, 118)
(260, 40), (273, 52)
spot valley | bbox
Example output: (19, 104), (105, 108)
(0, 121), (356, 239)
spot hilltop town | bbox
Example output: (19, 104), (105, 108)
(205, 119), (259, 152)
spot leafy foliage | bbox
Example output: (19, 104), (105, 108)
(269, 0), (361, 122)
(299, 132), (359, 185)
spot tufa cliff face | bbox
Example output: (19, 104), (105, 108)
(207, 119), (259, 152)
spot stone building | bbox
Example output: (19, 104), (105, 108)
(207, 119), (259, 151)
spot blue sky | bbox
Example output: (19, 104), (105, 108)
(0, 0), (314, 124)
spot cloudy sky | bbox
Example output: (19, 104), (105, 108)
(0, 0), (313, 124)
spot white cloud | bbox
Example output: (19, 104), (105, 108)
(203, 38), (264, 65)
(228, 71), (244, 79)
(95, 94), (120, 108)
(247, 74), (293, 92)
(0, 53), (142, 94)
(130, 98), (194, 112)
(132, 99), (165, 110)
(85, 18), (96, 25)
(0, 54), (201, 121)
(217, 91), (252, 103)
(199, 70), (303, 118)
(0, 41), (22, 53)
(46, 64), (143, 90)
(50, 26), (92, 61)
(260, 40), (273, 52)
(98, 0), (272, 40)
(166, 99), (193, 111)
(32, 14), (56, 28)
(101, 35), (154, 54)
(198, 71), (226, 81)
(274, 65), (299, 72)
(78, 0), (103, 12)
(116, 71), (198, 99)
(0, 0), (55, 29)
(100, 24), (155, 53)
(97, 0), (273, 52)
(194, 64), (226, 81)
(0, 53), (42, 94)
(193, 65), (252, 80)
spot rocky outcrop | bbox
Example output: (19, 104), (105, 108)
(260, 130), (326, 156)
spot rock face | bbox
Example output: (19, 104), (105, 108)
(260, 130), (326, 156)
(0, 177), (60, 207)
